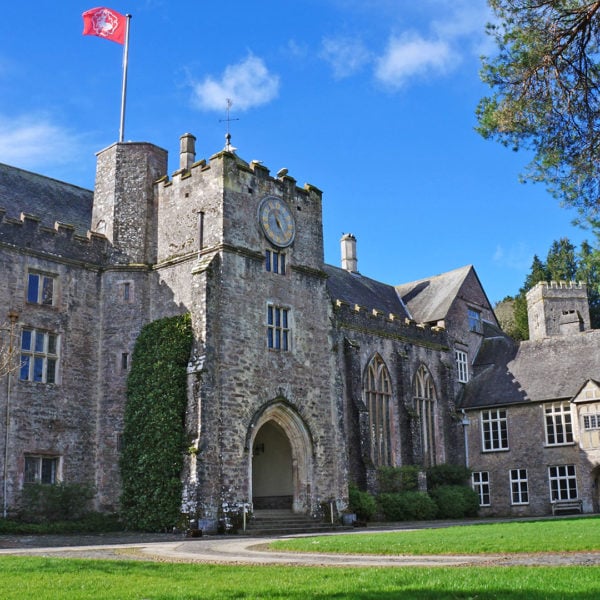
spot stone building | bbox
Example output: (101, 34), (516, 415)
(0, 133), (598, 521)
(460, 281), (600, 516)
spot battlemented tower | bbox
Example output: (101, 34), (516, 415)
(526, 281), (591, 340)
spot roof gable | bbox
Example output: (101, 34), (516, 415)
(395, 265), (473, 323)
(572, 379), (600, 404)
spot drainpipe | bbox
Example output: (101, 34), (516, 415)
(3, 311), (19, 519)
(461, 409), (470, 469)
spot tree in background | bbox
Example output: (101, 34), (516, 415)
(576, 239), (600, 325)
(496, 238), (600, 339)
(511, 254), (549, 339)
(478, 1), (600, 223)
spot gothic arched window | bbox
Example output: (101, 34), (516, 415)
(413, 365), (437, 467)
(364, 355), (392, 466)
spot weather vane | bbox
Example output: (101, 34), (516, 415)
(220, 98), (239, 152)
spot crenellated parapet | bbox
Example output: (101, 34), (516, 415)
(154, 141), (324, 269)
(536, 280), (586, 290)
(332, 298), (449, 350)
(0, 208), (109, 264)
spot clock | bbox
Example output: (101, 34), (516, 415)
(258, 196), (295, 247)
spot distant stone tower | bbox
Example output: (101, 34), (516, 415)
(526, 281), (591, 340)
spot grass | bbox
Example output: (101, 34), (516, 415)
(270, 516), (600, 555)
(0, 518), (598, 599)
(0, 557), (598, 599)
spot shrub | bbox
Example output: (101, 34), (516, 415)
(0, 512), (122, 535)
(377, 466), (421, 493)
(430, 485), (480, 519)
(19, 483), (94, 523)
(348, 484), (377, 521)
(377, 492), (437, 521)
(426, 464), (471, 490)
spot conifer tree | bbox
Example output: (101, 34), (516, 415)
(478, 1), (600, 222)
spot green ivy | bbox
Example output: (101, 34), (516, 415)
(119, 314), (193, 531)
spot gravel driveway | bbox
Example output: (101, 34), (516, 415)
(1, 531), (599, 567)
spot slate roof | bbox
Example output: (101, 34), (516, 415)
(0, 163), (93, 236)
(395, 264), (473, 323)
(324, 264), (410, 319)
(459, 329), (600, 409)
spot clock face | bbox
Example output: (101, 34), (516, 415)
(258, 196), (296, 247)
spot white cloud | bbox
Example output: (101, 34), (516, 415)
(430, 1), (496, 57)
(190, 55), (280, 112)
(374, 34), (457, 89)
(0, 114), (83, 170)
(320, 36), (372, 79)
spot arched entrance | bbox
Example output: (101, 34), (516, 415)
(247, 401), (314, 513)
(252, 421), (293, 509)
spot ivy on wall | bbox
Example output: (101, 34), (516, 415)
(119, 314), (193, 531)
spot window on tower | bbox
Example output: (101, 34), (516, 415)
(265, 250), (286, 275)
(267, 304), (290, 351)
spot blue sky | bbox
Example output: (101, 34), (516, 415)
(0, 0), (589, 303)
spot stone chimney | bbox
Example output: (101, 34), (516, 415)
(179, 133), (196, 170)
(341, 233), (358, 273)
(526, 281), (591, 340)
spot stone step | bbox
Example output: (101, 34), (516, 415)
(244, 509), (349, 536)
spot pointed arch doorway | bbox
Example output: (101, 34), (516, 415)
(252, 421), (293, 509)
(248, 401), (314, 513)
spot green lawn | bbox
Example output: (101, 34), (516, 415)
(0, 518), (598, 599)
(0, 557), (598, 600)
(271, 516), (600, 555)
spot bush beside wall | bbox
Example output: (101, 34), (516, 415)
(119, 314), (193, 531)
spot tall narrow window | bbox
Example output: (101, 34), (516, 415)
(265, 250), (286, 275)
(27, 272), (56, 306)
(545, 402), (573, 445)
(549, 465), (578, 501)
(267, 304), (290, 351)
(510, 468), (529, 505)
(364, 355), (393, 466)
(455, 349), (469, 383)
(20, 329), (59, 383)
(413, 365), (437, 467)
(118, 281), (134, 303)
(472, 471), (490, 506)
(481, 409), (508, 451)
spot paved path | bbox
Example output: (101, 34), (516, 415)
(1, 531), (599, 567)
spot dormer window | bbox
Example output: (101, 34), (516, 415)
(468, 308), (482, 333)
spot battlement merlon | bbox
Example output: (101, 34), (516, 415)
(0, 211), (110, 264)
(332, 298), (449, 349)
(157, 144), (322, 202)
(526, 280), (588, 300)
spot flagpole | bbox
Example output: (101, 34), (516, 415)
(119, 14), (132, 143)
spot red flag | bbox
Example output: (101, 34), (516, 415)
(82, 7), (126, 44)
